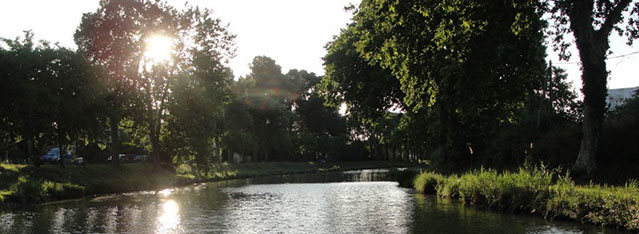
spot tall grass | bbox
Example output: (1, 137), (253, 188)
(413, 165), (639, 231)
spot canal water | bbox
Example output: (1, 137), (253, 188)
(0, 169), (628, 233)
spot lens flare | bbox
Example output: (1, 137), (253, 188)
(144, 35), (173, 64)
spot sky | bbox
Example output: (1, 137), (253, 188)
(1, 0), (637, 90)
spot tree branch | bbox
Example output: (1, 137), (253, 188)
(598, 0), (632, 36)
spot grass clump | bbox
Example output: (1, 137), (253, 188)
(436, 175), (460, 198)
(414, 172), (443, 194)
(413, 165), (639, 231)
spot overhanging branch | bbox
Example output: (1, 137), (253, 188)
(598, 0), (632, 37)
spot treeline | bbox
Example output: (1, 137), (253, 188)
(1, 0), (638, 179)
(0, 0), (365, 172)
(0, 35), (370, 170)
(320, 0), (639, 179)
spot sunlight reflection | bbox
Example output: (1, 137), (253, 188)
(156, 199), (181, 233)
(158, 188), (173, 197)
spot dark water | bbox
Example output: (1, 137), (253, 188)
(0, 169), (628, 233)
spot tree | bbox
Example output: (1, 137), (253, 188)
(240, 56), (297, 161)
(140, 6), (234, 170)
(547, 0), (639, 175)
(332, 0), (548, 167)
(320, 23), (406, 161)
(75, 0), (150, 166)
(75, 0), (235, 169)
(1, 32), (101, 166)
(321, 24), (404, 122)
(44, 46), (100, 168)
(0, 32), (50, 164)
(166, 63), (234, 169)
(290, 71), (348, 161)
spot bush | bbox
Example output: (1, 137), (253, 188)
(41, 181), (85, 200)
(413, 172), (443, 194)
(436, 175), (460, 198)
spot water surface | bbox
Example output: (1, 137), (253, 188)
(0, 169), (628, 233)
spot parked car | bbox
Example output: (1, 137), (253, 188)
(132, 154), (148, 162)
(107, 154), (128, 163)
(73, 157), (85, 165)
(41, 147), (71, 164)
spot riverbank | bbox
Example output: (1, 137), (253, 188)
(410, 166), (639, 231)
(0, 161), (413, 207)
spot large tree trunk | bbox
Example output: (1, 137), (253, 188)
(568, 0), (612, 176)
(110, 115), (120, 166)
(573, 53), (607, 175)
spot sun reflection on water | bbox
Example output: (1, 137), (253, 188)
(158, 188), (173, 197)
(156, 199), (181, 233)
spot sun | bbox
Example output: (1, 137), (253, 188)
(144, 34), (174, 64)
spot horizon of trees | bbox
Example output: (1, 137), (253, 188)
(1, 0), (638, 179)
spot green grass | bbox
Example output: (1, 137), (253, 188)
(413, 172), (444, 194)
(412, 166), (639, 231)
(0, 161), (411, 206)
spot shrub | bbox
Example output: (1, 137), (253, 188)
(41, 181), (85, 200)
(414, 172), (444, 194)
(436, 175), (460, 198)
(9, 176), (45, 203)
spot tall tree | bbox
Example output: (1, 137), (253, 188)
(321, 23), (405, 160)
(241, 56), (296, 161)
(0, 32), (50, 164)
(75, 0), (235, 169)
(335, 0), (547, 166)
(1, 32), (101, 166)
(75, 0), (149, 166)
(321, 24), (404, 121)
(291, 70), (348, 161)
(547, 0), (639, 175)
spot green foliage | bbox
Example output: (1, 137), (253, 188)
(321, 24), (403, 121)
(232, 56), (296, 161)
(75, 0), (236, 168)
(436, 175), (461, 198)
(10, 176), (45, 202)
(4, 175), (84, 203)
(546, 0), (639, 175)
(1, 32), (103, 164)
(40, 181), (85, 200)
(413, 165), (639, 231)
(320, 0), (552, 168)
(413, 172), (444, 194)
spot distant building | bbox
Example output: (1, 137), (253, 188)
(607, 87), (638, 109)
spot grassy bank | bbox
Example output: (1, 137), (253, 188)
(411, 166), (639, 231)
(0, 161), (411, 206)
